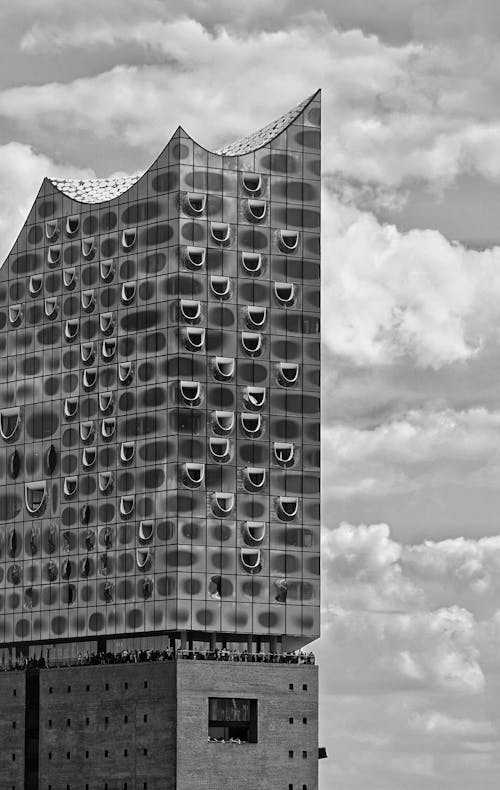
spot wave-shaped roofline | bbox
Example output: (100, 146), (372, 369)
(47, 90), (320, 205)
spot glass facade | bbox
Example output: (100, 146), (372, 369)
(0, 92), (321, 648)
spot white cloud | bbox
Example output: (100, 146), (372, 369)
(323, 191), (500, 367)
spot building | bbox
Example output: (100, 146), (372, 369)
(0, 90), (321, 789)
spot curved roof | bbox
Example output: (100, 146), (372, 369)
(48, 92), (318, 204)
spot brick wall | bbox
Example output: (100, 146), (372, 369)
(0, 671), (26, 790)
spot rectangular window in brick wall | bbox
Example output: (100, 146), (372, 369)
(208, 698), (258, 743)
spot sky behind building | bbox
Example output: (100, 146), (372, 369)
(1, 2), (500, 787)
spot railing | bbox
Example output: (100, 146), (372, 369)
(1, 648), (316, 671)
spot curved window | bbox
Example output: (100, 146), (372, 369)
(102, 338), (117, 360)
(210, 275), (231, 300)
(44, 298), (59, 320)
(242, 172), (262, 193)
(209, 437), (231, 463)
(99, 391), (114, 414)
(121, 281), (136, 304)
(0, 408), (21, 441)
(64, 320), (79, 343)
(61, 559), (72, 581)
(64, 398), (79, 419)
(246, 199), (267, 222)
(208, 575), (222, 600)
(241, 332), (262, 357)
(182, 462), (205, 489)
(184, 246), (206, 269)
(274, 442), (295, 467)
(81, 342), (96, 365)
(276, 496), (299, 521)
(82, 447), (96, 469)
(121, 228), (136, 250)
(63, 477), (78, 498)
(66, 215), (80, 236)
(183, 327), (205, 352)
(211, 492), (234, 518)
(47, 245), (61, 266)
(120, 495), (135, 519)
(139, 520), (154, 542)
(241, 252), (262, 275)
(101, 418), (116, 440)
(80, 504), (91, 525)
(9, 449), (21, 479)
(210, 222), (230, 244)
(275, 578), (288, 603)
(246, 306), (266, 328)
(179, 380), (201, 406)
(99, 471), (113, 494)
(45, 219), (59, 240)
(180, 299), (201, 322)
(81, 557), (90, 577)
(120, 441), (135, 464)
(277, 362), (299, 387)
(29, 276), (42, 296)
(100, 312), (114, 335)
(184, 192), (206, 215)
(212, 411), (234, 434)
(104, 581), (113, 602)
(243, 467), (266, 491)
(84, 529), (95, 551)
(8, 527), (18, 557)
(25, 481), (47, 516)
(47, 561), (58, 582)
(278, 229), (299, 253)
(274, 282), (296, 306)
(80, 421), (95, 443)
(81, 289), (96, 313)
(136, 548), (151, 569)
(213, 356), (234, 381)
(63, 267), (77, 290)
(100, 258), (115, 282)
(81, 237), (96, 259)
(240, 548), (262, 573)
(241, 413), (262, 437)
(9, 304), (22, 326)
(45, 444), (57, 475)
(243, 521), (266, 545)
(243, 386), (266, 411)
(118, 361), (134, 386)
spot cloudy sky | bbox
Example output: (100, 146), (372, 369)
(2, 1), (500, 787)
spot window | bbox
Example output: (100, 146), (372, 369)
(105, 750), (109, 758)
(144, 681), (148, 689)
(303, 717), (308, 724)
(49, 687), (53, 694)
(302, 750), (308, 759)
(289, 717), (294, 724)
(85, 751), (89, 759)
(289, 683), (294, 691)
(105, 683), (109, 691)
(303, 785), (308, 790)
(67, 752), (70, 759)
(124, 716), (128, 724)
(86, 717), (90, 726)
(105, 717), (109, 725)
(144, 714), (148, 723)
(67, 719), (71, 727)
(67, 686), (71, 693)
(124, 683), (128, 690)
(303, 684), (308, 691)
(289, 785), (294, 790)
(208, 698), (258, 743)
(124, 749), (128, 757)
(86, 685), (90, 692)
(12, 722), (16, 729)
(48, 753), (52, 760)
(13, 689), (16, 697)
(12, 754), (15, 762)
(289, 750), (294, 758)
(143, 748), (148, 756)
